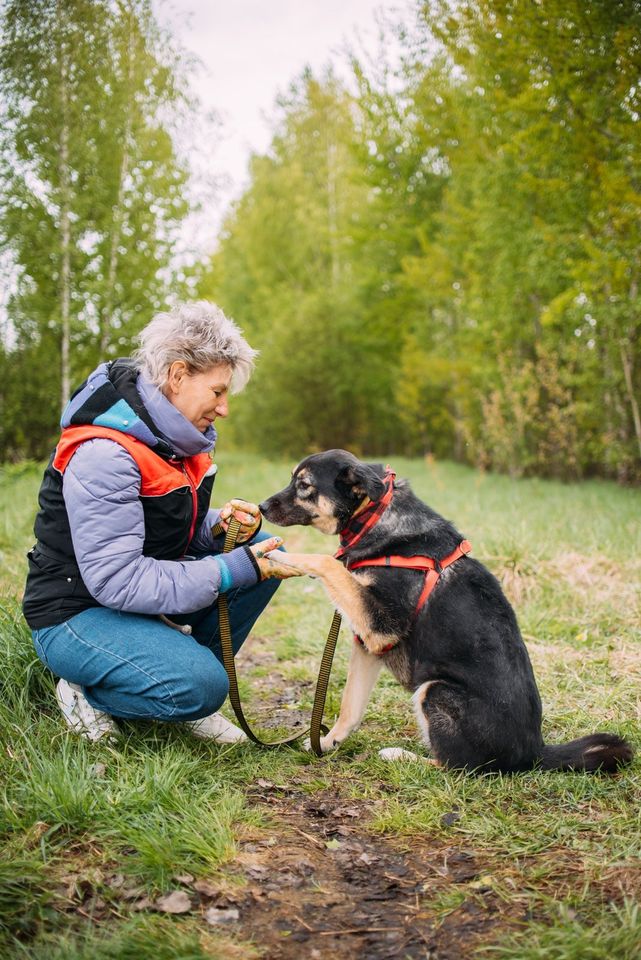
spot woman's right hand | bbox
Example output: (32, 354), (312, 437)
(247, 537), (305, 580)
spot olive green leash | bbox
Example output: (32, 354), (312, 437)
(213, 518), (340, 755)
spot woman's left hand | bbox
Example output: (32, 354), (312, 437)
(217, 498), (262, 543)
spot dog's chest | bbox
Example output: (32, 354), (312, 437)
(382, 645), (413, 689)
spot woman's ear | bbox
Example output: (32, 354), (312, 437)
(336, 462), (385, 501)
(165, 360), (188, 395)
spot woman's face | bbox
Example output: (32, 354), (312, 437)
(163, 361), (233, 431)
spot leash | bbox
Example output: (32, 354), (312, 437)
(212, 518), (340, 755)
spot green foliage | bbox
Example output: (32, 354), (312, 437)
(1, 0), (640, 481)
(485, 899), (641, 960)
(200, 70), (407, 455)
(200, 0), (641, 482)
(0, 0), (193, 459)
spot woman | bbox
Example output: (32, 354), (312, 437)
(23, 302), (299, 743)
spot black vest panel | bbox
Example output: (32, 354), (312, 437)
(23, 444), (216, 630)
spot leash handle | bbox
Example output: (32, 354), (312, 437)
(213, 519), (335, 754)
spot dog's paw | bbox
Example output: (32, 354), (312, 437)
(264, 551), (310, 574)
(301, 735), (339, 754)
(379, 747), (422, 763)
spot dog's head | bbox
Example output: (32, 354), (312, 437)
(259, 449), (385, 535)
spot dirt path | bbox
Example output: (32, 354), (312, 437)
(203, 646), (521, 958)
(210, 782), (520, 959)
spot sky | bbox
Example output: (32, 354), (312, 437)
(155, 0), (405, 250)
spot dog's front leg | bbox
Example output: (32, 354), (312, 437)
(270, 552), (398, 656)
(320, 638), (383, 752)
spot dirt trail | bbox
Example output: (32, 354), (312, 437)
(216, 783), (519, 960)
(212, 646), (521, 958)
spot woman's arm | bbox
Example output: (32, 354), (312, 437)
(63, 440), (259, 614)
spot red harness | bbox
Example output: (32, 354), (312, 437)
(336, 466), (472, 656)
(348, 540), (472, 613)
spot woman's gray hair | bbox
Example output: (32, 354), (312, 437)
(132, 301), (258, 393)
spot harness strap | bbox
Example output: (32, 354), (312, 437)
(415, 539), (471, 610)
(350, 540), (471, 611)
(349, 539), (472, 656)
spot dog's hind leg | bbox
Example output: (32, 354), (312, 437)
(319, 639), (383, 753)
(377, 681), (443, 765)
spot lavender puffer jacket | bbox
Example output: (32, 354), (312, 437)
(61, 370), (259, 615)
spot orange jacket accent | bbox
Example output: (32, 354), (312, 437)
(53, 425), (213, 496)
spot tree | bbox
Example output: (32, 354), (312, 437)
(0, 0), (192, 458)
(200, 70), (401, 455)
(398, 0), (641, 479)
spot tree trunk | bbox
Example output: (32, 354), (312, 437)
(617, 279), (641, 463)
(100, 1), (135, 354)
(327, 136), (340, 288)
(620, 341), (641, 461)
(57, 0), (71, 410)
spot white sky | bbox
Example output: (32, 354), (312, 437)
(155, 0), (406, 251)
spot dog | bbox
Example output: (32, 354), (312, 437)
(259, 450), (633, 774)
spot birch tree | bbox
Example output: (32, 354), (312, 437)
(0, 0), (191, 457)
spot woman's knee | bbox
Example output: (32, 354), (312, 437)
(171, 654), (229, 721)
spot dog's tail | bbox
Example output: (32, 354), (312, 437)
(539, 733), (633, 773)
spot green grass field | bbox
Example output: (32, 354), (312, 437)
(1, 454), (640, 958)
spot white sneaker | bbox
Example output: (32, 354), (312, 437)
(55, 679), (118, 743)
(186, 712), (248, 744)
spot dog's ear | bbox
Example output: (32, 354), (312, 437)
(336, 462), (385, 501)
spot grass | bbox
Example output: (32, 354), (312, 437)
(1, 453), (640, 957)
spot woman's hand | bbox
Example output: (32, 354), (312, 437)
(218, 498), (261, 543)
(247, 537), (305, 580)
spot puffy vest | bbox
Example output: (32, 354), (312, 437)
(22, 425), (216, 629)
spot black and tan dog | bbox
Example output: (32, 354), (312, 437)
(259, 450), (633, 774)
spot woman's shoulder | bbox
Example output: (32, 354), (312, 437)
(64, 438), (141, 495)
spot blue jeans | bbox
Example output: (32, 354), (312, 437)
(32, 539), (280, 722)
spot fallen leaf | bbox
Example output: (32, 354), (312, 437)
(81, 896), (107, 918)
(132, 897), (153, 911)
(193, 879), (219, 898)
(204, 906), (240, 925)
(174, 873), (194, 885)
(441, 811), (461, 827)
(325, 839), (342, 850)
(331, 806), (360, 818)
(155, 890), (192, 914)
(25, 821), (51, 849)
(358, 852), (379, 866)
(121, 886), (146, 901)
(469, 875), (494, 890)
(277, 871), (304, 887)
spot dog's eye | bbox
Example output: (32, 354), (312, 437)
(297, 479), (314, 496)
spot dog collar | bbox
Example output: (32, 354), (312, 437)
(335, 466), (395, 560)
